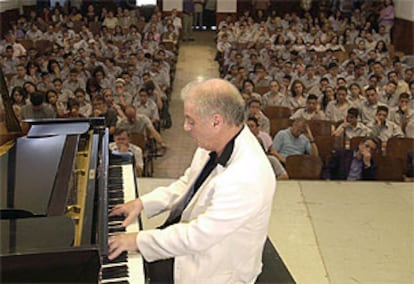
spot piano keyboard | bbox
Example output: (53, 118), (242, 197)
(101, 164), (145, 284)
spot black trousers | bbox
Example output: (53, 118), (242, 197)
(146, 257), (174, 284)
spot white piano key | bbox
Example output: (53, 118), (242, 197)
(102, 163), (145, 284)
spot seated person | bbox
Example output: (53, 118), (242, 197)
(20, 91), (56, 132)
(367, 105), (404, 147)
(91, 95), (118, 140)
(133, 88), (160, 128)
(406, 119), (414, 138)
(388, 93), (414, 129)
(290, 94), (326, 120)
(246, 116), (288, 179)
(360, 87), (387, 124)
(270, 118), (319, 164)
(109, 128), (144, 177)
(66, 98), (85, 118)
(116, 105), (167, 151)
(102, 88), (126, 120)
(245, 98), (270, 134)
(46, 89), (67, 118)
(328, 136), (380, 180)
(332, 107), (371, 143)
(325, 86), (352, 123)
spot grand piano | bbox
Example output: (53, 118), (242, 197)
(0, 68), (146, 283)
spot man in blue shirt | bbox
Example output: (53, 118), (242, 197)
(270, 118), (319, 164)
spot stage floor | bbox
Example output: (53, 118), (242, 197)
(138, 179), (413, 284)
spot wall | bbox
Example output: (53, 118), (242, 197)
(393, 18), (414, 55)
(0, 0), (36, 37)
(393, 0), (414, 55)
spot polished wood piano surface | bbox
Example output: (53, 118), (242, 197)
(0, 118), (146, 283)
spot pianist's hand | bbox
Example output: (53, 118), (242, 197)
(108, 233), (138, 260)
(109, 198), (143, 227)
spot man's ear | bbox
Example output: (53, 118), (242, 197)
(212, 114), (223, 128)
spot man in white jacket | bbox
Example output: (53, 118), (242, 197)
(108, 78), (276, 283)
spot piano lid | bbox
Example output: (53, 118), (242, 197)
(2, 135), (66, 215)
(0, 215), (74, 254)
(27, 121), (90, 137)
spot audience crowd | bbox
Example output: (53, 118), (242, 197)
(0, 2), (180, 176)
(0, 0), (413, 180)
(216, 0), (413, 180)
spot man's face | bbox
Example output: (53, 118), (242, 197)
(369, 77), (378, 87)
(93, 99), (106, 112)
(399, 98), (409, 108)
(388, 72), (398, 84)
(183, 94), (216, 151)
(373, 64), (383, 75)
(114, 131), (129, 147)
(291, 121), (306, 137)
(151, 62), (159, 72)
(358, 140), (377, 155)
(405, 70), (413, 83)
(16, 66), (25, 76)
(75, 92), (85, 102)
(139, 91), (148, 103)
(47, 92), (57, 104)
(5, 48), (13, 58)
(385, 83), (396, 95)
(366, 90), (377, 104)
(346, 114), (357, 125)
(376, 110), (388, 123)
(24, 83), (35, 93)
(306, 99), (317, 112)
(54, 81), (62, 92)
(69, 72), (78, 81)
(306, 66), (315, 76)
(337, 80), (347, 87)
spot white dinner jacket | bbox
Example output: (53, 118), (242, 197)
(138, 126), (276, 284)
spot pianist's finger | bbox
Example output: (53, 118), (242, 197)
(109, 204), (126, 216)
(108, 233), (138, 260)
(110, 199), (143, 226)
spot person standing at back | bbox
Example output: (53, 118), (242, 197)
(182, 0), (195, 41)
(108, 78), (276, 283)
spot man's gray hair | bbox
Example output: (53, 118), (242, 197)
(181, 79), (246, 126)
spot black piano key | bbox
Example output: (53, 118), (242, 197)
(108, 184), (124, 190)
(108, 199), (125, 206)
(101, 265), (129, 278)
(103, 252), (128, 264)
(108, 215), (126, 222)
(108, 179), (122, 184)
(109, 191), (124, 199)
(104, 281), (129, 284)
(108, 172), (122, 177)
(108, 227), (126, 233)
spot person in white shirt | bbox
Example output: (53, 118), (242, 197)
(109, 128), (144, 177)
